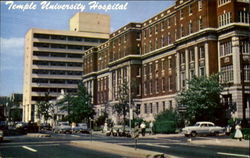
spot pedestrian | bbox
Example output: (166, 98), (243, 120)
(226, 125), (232, 136)
(149, 121), (154, 135)
(234, 124), (243, 141)
(140, 121), (146, 136)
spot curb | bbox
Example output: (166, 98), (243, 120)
(27, 133), (51, 137)
(70, 141), (169, 158)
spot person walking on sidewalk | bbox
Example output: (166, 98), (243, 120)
(234, 124), (243, 141)
(140, 122), (146, 136)
(149, 121), (154, 135)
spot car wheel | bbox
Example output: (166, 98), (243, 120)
(191, 131), (197, 137)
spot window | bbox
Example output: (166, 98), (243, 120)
(189, 4), (193, 15)
(161, 35), (165, 47)
(150, 103), (153, 113)
(144, 82), (147, 95)
(144, 30), (147, 38)
(220, 40), (232, 56)
(162, 77), (166, 92)
(198, 0), (202, 11)
(162, 101), (166, 111)
(161, 22), (164, 31)
(169, 100), (173, 109)
(155, 38), (158, 49)
(218, 12), (232, 27)
(144, 44), (147, 54)
(199, 16), (203, 30)
(189, 48), (195, 62)
(218, 0), (231, 6)
(221, 65), (233, 83)
(189, 21), (193, 34)
(238, 10), (250, 23)
(181, 71), (186, 88)
(180, 25), (184, 37)
(156, 102), (159, 114)
(156, 79), (159, 93)
(149, 27), (152, 36)
(244, 65), (250, 82)
(199, 67), (205, 76)
(149, 80), (153, 94)
(167, 18), (170, 28)
(168, 76), (172, 91)
(190, 69), (195, 79)
(149, 42), (153, 51)
(199, 46), (205, 59)
(240, 39), (250, 54)
(144, 104), (148, 114)
(155, 24), (158, 33)
(180, 52), (185, 64)
(180, 9), (184, 19)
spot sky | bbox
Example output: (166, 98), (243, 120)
(0, 0), (174, 97)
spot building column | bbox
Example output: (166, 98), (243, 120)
(176, 53), (180, 91)
(185, 49), (189, 83)
(194, 45), (199, 76)
(217, 41), (221, 72)
(232, 36), (243, 119)
(108, 72), (112, 101)
(232, 36), (241, 84)
(205, 42), (209, 76)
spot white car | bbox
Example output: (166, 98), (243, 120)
(72, 123), (89, 133)
(182, 121), (225, 137)
(53, 122), (71, 133)
(0, 130), (3, 142)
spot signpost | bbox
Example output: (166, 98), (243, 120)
(133, 123), (140, 150)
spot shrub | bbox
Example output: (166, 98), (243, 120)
(153, 121), (176, 134)
(153, 110), (180, 134)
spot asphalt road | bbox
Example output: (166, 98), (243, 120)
(0, 132), (249, 158)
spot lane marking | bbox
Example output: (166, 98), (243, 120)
(22, 146), (37, 152)
(144, 143), (170, 148)
(217, 152), (250, 158)
(1, 141), (69, 145)
(71, 135), (80, 137)
(0, 144), (60, 148)
(117, 142), (170, 148)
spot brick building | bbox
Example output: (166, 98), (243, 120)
(83, 0), (250, 123)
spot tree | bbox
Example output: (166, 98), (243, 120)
(176, 74), (224, 125)
(113, 80), (130, 129)
(58, 83), (95, 123)
(36, 93), (54, 123)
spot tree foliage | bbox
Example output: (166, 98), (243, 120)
(113, 81), (130, 126)
(58, 83), (95, 123)
(36, 93), (54, 123)
(176, 74), (224, 124)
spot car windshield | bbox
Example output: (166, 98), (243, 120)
(194, 123), (200, 126)
(61, 123), (69, 126)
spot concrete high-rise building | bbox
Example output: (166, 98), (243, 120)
(23, 12), (110, 122)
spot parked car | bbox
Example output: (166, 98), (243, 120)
(40, 123), (52, 131)
(53, 122), (71, 134)
(0, 130), (3, 142)
(106, 125), (131, 137)
(72, 123), (89, 134)
(182, 121), (225, 137)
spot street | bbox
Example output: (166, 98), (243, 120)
(0, 132), (249, 158)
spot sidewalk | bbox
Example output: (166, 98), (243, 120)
(142, 133), (249, 148)
(70, 140), (174, 158)
(93, 131), (249, 148)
